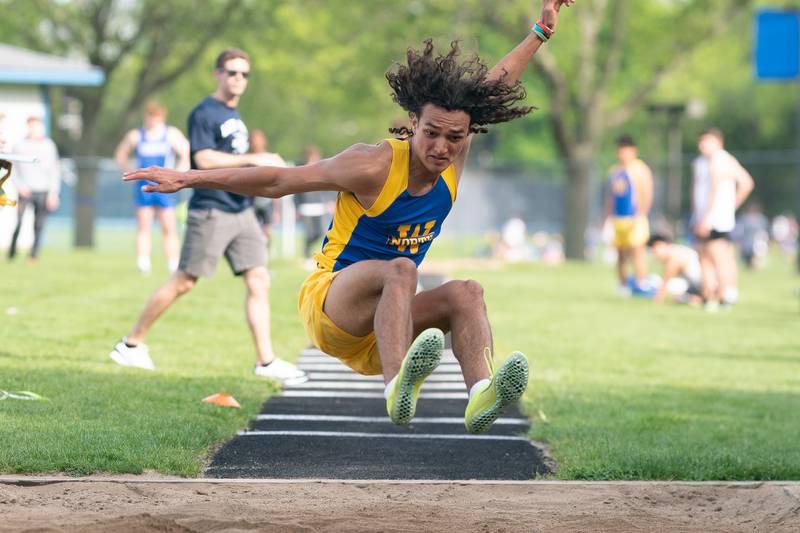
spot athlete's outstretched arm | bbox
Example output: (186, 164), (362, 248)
(486, 0), (574, 85)
(123, 142), (389, 200)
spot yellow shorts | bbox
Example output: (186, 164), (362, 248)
(297, 268), (382, 376)
(613, 216), (649, 249)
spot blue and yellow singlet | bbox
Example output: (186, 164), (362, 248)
(313, 138), (457, 272)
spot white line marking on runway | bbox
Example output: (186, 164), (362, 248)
(237, 430), (528, 442)
(254, 414), (529, 425)
(305, 372), (464, 382)
(285, 381), (465, 391)
(279, 391), (468, 399)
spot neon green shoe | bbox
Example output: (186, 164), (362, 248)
(465, 350), (529, 434)
(386, 328), (444, 426)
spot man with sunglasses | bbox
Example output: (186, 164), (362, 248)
(110, 48), (307, 385)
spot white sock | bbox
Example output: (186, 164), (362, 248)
(137, 256), (151, 272)
(469, 378), (492, 400)
(722, 286), (739, 303)
(168, 258), (180, 273)
(384, 375), (398, 399)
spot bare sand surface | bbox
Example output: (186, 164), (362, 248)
(1, 476), (799, 532)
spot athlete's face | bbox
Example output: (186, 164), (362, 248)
(214, 58), (250, 98)
(410, 104), (470, 174)
(143, 112), (166, 130)
(617, 145), (637, 165)
(26, 118), (45, 139)
(652, 241), (669, 262)
(698, 133), (722, 156)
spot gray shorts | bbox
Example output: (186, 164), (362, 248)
(178, 208), (267, 278)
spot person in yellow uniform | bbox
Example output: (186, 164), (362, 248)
(603, 135), (654, 296)
(124, 0), (576, 434)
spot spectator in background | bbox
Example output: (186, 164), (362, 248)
(602, 135), (654, 296)
(295, 144), (332, 268)
(115, 102), (190, 275)
(8, 116), (61, 264)
(772, 214), (798, 259)
(691, 127), (754, 310)
(493, 217), (530, 263)
(249, 129), (286, 249)
(109, 48), (306, 384)
(647, 234), (704, 305)
(736, 201), (769, 270)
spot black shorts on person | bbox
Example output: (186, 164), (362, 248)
(700, 230), (732, 243)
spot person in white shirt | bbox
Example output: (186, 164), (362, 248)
(8, 117), (61, 264)
(647, 234), (704, 304)
(691, 128), (754, 309)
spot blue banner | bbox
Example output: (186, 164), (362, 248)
(755, 10), (800, 81)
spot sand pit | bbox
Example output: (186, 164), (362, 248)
(1, 476), (799, 532)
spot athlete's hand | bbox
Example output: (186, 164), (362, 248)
(694, 220), (711, 238)
(123, 166), (186, 193)
(46, 193), (59, 212)
(540, 0), (575, 31)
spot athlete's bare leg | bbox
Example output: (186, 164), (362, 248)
(323, 259), (494, 389)
(708, 239), (735, 302)
(136, 207), (154, 264)
(698, 242), (718, 302)
(155, 207), (180, 271)
(323, 257), (418, 384)
(632, 245), (647, 284)
(127, 270), (197, 344)
(243, 266), (276, 365)
(411, 280), (493, 390)
(616, 247), (628, 285)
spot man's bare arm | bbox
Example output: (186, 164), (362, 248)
(193, 148), (267, 169)
(114, 130), (138, 173)
(636, 164), (654, 216)
(486, 0), (574, 84)
(733, 161), (754, 209)
(124, 142), (390, 201)
(168, 127), (191, 172)
(456, 0), (574, 173)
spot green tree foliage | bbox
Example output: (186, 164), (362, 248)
(2, 0), (797, 241)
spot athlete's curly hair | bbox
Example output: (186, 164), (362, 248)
(386, 39), (533, 137)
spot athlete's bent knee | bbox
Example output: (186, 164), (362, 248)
(448, 279), (484, 308)
(173, 275), (196, 296)
(385, 257), (418, 287)
(245, 268), (271, 295)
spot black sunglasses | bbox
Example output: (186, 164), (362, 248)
(225, 70), (250, 79)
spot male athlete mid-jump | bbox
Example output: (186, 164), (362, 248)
(125, 0), (575, 434)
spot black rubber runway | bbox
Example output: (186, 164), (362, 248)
(206, 274), (548, 480)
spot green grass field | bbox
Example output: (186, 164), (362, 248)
(1, 227), (799, 479)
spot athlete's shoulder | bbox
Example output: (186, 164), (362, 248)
(315, 142), (391, 195)
(336, 142), (392, 176)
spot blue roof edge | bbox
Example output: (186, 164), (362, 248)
(0, 69), (105, 86)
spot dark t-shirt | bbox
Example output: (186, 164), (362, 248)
(187, 96), (252, 212)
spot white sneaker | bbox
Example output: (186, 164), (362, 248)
(109, 338), (156, 370)
(254, 358), (308, 385)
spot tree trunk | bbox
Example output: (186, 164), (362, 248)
(73, 89), (103, 248)
(563, 154), (593, 260)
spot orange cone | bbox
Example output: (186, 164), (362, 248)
(202, 392), (241, 408)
